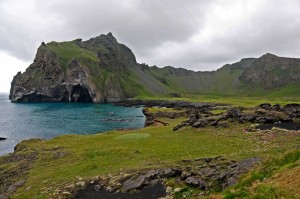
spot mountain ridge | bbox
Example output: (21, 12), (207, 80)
(9, 33), (300, 103)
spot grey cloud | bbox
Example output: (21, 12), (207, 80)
(1, 0), (300, 71)
(140, 0), (300, 70)
(35, 0), (210, 56)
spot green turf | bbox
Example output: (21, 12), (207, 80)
(47, 40), (98, 72)
(135, 94), (300, 107)
(223, 149), (300, 199)
(41, 37), (300, 101)
(1, 113), (297, 198)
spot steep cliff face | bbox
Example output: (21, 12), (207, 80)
(10, 33), (141, 103)
(239, 53), (300, 89)
(9, 44), (100, 103)
(9, 44), (67, 102)
(9, 33), (300, 103)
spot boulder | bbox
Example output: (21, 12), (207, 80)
(283, 104), (300, 118)
(154, 111), (186, 119)
(272, 104), (283, 111)
(162, 168), (181, 178)
(259, 103), (272, 110)
(122, 176), (145, 192)
(189, 113), (200, 124)
(226, 108), (243, 120)
(93, 184), (101, 192)
(185, 177), (206, 189)
(6, 180), (26, 195)
(241, 114), (256, 122)
(144, 170), (159, 180)
(264, 114), (280, 123)
(192, 120), (207, 128)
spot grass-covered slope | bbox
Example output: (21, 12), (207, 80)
(45, 33), (171, 100)
(46, 37), (138, 100)
(222, 149), (300, 199)
(137, 54), (300, 98)
(12, 32), (299, 103)
(1, 105), (299, 198)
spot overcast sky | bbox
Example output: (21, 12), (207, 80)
(1, 0), (300, 92)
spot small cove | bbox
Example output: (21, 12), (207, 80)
(0, 94), (145, 156)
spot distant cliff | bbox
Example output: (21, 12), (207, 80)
(9, 33), (300, 103)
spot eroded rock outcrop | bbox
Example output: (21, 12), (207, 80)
(71, 156), (261, 198)
(239, 53), (300, 89)
(9, 33), (137, 103)
(173, 103), (300, 131)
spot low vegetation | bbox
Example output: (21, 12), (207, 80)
(135, 94), (300, 107)
(1, 101), (299, 198)
(222, 149), (300, 199)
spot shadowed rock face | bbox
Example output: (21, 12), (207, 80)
(10, 45), (67, 102)
(9, 34), (131, 103)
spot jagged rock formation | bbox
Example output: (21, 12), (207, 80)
(239, 53), (300, 89)
(172, 103), (300, 131)
(9, 33), (139, 103)
(9, 33), (300, 103)
(73, 156), (261, 198)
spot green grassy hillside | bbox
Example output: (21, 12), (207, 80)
(40, 33), (300, 100)
(1, 106), (299, 198)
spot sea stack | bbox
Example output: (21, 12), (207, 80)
(9, 33), (139, 103)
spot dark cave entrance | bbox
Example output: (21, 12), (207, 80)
(70, 85), (92, 102)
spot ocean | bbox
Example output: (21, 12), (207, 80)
(0, 93), (145, 156)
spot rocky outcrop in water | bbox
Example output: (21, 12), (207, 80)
(10, 50), (99, 102)
(9, 33), (137, 103)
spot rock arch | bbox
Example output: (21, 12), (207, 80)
(70, 85), (92, 102)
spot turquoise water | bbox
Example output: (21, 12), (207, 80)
(0, 94), (145, 156)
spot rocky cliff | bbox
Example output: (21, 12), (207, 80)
(10, 33), (139, 103)
(9, 33), (300, 103)
(239, 53), (300, 89)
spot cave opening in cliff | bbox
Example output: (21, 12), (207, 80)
(70, 85), (92, 102)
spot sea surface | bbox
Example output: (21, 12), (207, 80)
(0, 93), (145, 156)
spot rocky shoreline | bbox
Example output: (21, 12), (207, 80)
(68, 101), (300, 198)
(131, 100), (300, 131)
(1, 100), (300, 198)
(115, 99), (226, 109)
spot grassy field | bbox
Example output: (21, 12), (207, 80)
(221, 149), (300, 199)
(1, 106), (298, 198)
(135, 94), (300, 107)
